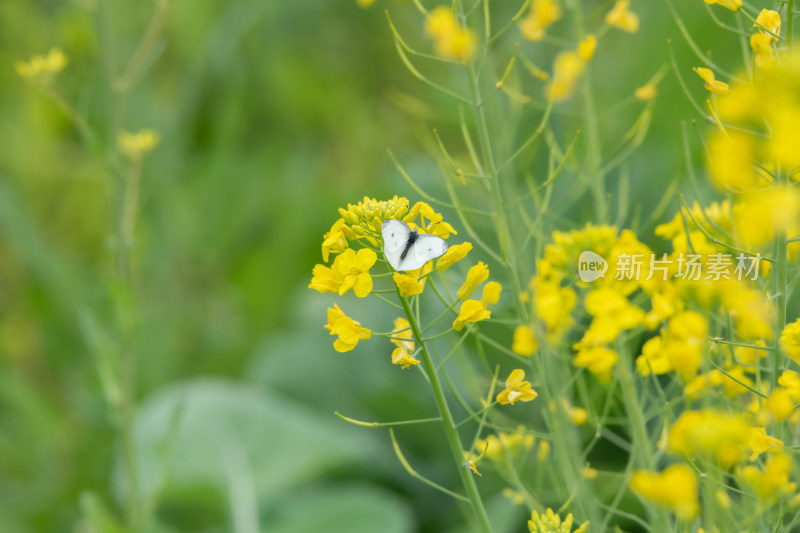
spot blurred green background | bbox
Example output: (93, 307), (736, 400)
(0, 0), (747, 531)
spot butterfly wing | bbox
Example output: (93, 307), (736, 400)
(382, 219), (411, 270)
(398, 234), (448, 271)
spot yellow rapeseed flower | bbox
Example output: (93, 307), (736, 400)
(781, 319), (800, 365)
(321, 219), (348, 262)
(528, 508), (589, 533)
(390, 317), (415, 353)
(605, 0), (639, 33)
(325, 304), (371, 352)
(497, 369), (538, 405)
(480, 281), (502, 307)
(635, 84), (657, 101)
(750, 32), (775, 70)
(15, 47), (68, 85)
(748, 427), (784, 460)
(118, 129), (160, 160)
(578, 34), (596, 62)
(532, 276), (577, 336)
(740, 453), (796, 500)
(476, 428), (535, 462)
(705, 0), (742, 11)
(754, 9), (781, 40)
(512, 324), (538, 356)
(393, 272), (424, 297)
(538, 440), (550, 462)
(424, 7), (477, 62)
(669, 409), (752, 466)
(546, 50), (584, 102)
(391, 347), (420, 369)
(573, 345), (618, 382)
(567, 405), (588, 426)
(519, 0), (561, 42)
(453, 299), (491, 331)
(766, 388), (795, 421)
(310, 248), (376, 297)
(693, 67), (729, 94)
(437, 241), (472, 271)
(779, 369), (800, 401)
(458, 262), (489, 300)
(630, 464), (699, 521)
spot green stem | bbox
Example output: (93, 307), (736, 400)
(789, 0), (795, 51)
(774, 208), (788, 387)
(571, 0), (605, 222)
(397, 289), (493, 533)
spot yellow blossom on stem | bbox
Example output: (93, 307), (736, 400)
(668, 409), (752, 466)
(436, 241), (472, 271)
(497, 369), (538, 405)
(390, 317), (414, 353)
(528, 508), (589, 533)
(538, 440), (550, 462)
(605, 0), (639, 33)
(512, 325), (538, 356)
(766, 388), (795, 421)
(476, 428), (535, 462)
(635, 84), (657, 101)
(532, 276), (577, 336)
(324, 304), (371, 352)
(577, 34), (596, 62)
(574, 345), (618, 382)
(567, 405), (588, 426)
(322, 218), (348, 262)
(693, 67), (729, 94)
(309, 248), (376, 297)
(391, 347), (420, 369)
(519, 0), (561, 42)
(740, 453), (796, 500)
(457, 262), (489, 300)
(630, 464), (699, 521)
(424, 7), (477, 62)
(118, 129), (160, 160)
(15, 47), (68, 85)
(754, 9), (781, 40)
(705, 0), (742, 11)
(750, 32), (775, 70)
(453, 300), (491, 331)
(393, 272), (424, 297)
(748, 427), (784, 460)
(546, 50), (584, 102)
(781, 319), (800, 365)
(779, 370), (800, 401)
(480, 281), (502, 307)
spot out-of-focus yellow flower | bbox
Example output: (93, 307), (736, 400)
(734, 340), (767, 365)
(390, 317), (414, 353)
(669, 409), (752, 466)
(538, 440), (550, 462)
(437, 241), (472, 271)
(754, 9), (781, 40)
(750, 32), (776, 70)
(605, 0), (639, 33)
(630, 464), (699, 521)
(766, 388), (795, 421)
(705, 0), (742, 11)
(453, 300), (491, 331)
(546, 50), (584, 102)
(707, 133), (761, 191)
(322, 219), (348, 262)
(502, 488), (526, 505)
(512, 324), (538, 356)
(391, 347), (420, 369)
(716, 490), (731, 510)
(532, 276), (577, 336)
(424, 7), (477, 62)
(519, 0), (561, 42)
(310, 248), (376, 297)
(356, 0), (376, 7)
(393, 272), (424, 297)
(480, 281), (502, 306)
(325, 304), (371, 352)
(748, 427), (784, 460)
(578, 34), (596, 62)
(684, 367), (752, 400)
(574, 345), (618, 382)
(740, 453), (796, 500)
(635, 84), (657, 101)
(781, 319), (800, 364)
(567, 405), (588, 426)
(118, 129), (160, 160)
(458, 262), (489, 300)
(581, 465), (598, 479)
(779, 370), (800, 401)
(476, 428), (535, 462)
(528, 508), (589, 533)
(497, 369), (538, 405)
(15, 47), (68, 85)
(693, 67), (729, 94)
(577, 287), (644, 347)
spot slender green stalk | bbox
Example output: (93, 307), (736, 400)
(397, 289), (494, 533)
(774, 211), (788, 387)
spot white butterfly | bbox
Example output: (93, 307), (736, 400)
(381, 219), (448, 271)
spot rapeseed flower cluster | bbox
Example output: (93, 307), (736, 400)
(15, 48), (68, 86)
